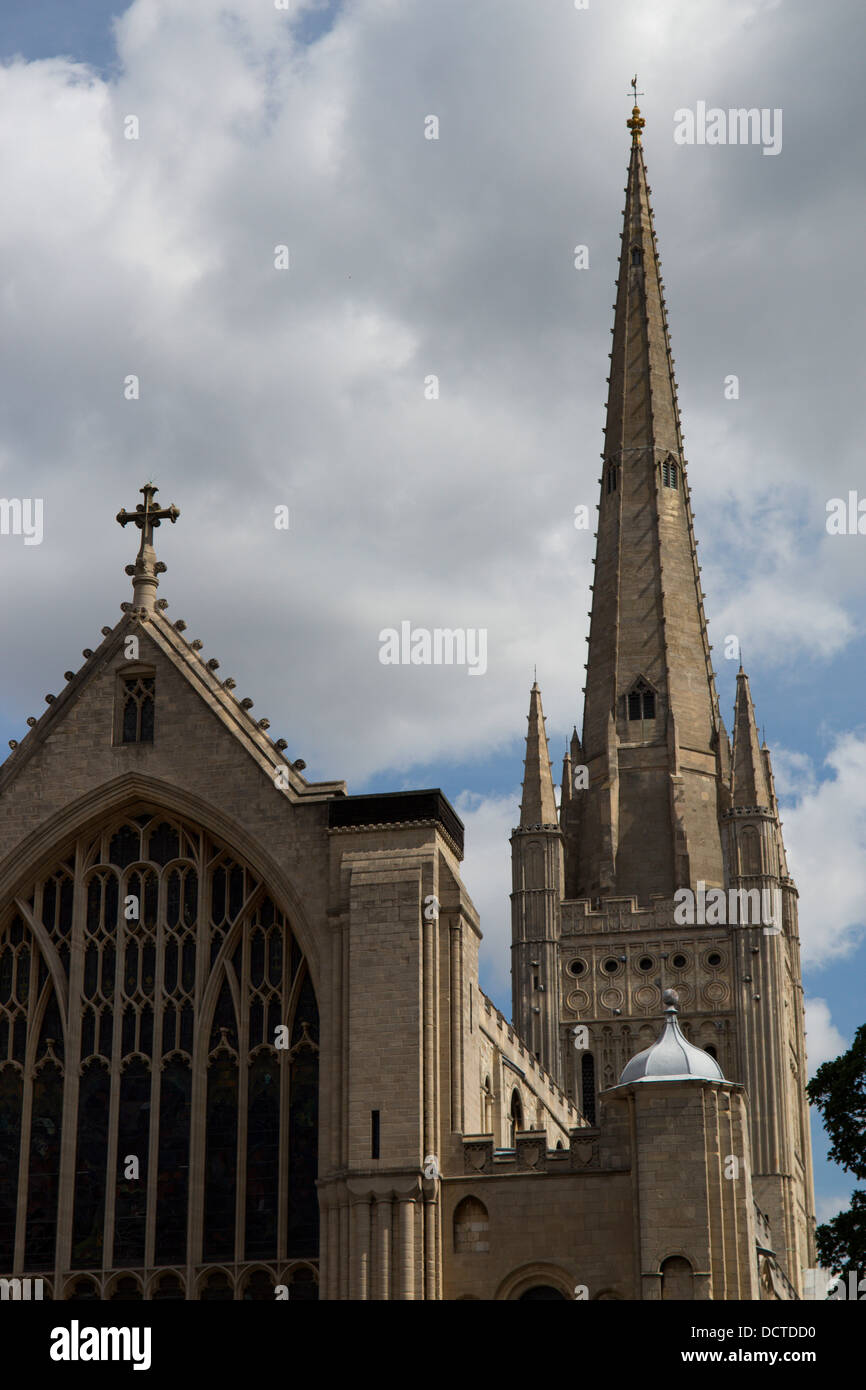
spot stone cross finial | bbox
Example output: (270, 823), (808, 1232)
(116, 482), (180, 613)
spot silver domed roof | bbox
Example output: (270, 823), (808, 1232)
(618, 990), (725, 1084)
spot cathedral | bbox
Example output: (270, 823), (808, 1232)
(0, 102), (815, 1301)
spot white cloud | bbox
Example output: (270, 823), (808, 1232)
(780, 734), (866, 968)
(769, 746), (818, 800)
(815, 1191), (856, 1226)
(804, 997), (847, 1077)
(1, 0), (864, 787)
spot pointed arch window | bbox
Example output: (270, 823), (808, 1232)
(662, 458), (679, 490)
(627, 678), (656, 722)
(454, 1196), (489, 1253)
(117, 669), (155, 745)
(509, 1089), (523, 1146)
(631, 246), (643, 266)
(0, 810), (318, 1291)
(606, 465), (619, 494)
(481, 1074), (493, 1134)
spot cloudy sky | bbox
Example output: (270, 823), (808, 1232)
(1, 0), (864, 1226)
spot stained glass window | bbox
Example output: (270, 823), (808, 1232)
(114, 1059), (150, 1266)
(25, 1059), (63, 1269)
(0, 1066), (22, 1267)
(0, 810), (318, 1296)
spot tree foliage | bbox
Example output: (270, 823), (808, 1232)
(807, 1022), (866, 1275)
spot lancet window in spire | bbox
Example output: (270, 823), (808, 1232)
(626, 678), (656, 722)
(662, 458), (679, 490)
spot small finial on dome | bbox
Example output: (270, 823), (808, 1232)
(662, 987), (679, 1009)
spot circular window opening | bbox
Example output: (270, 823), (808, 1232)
(568, 959), (586, 977)
(707, 952), (722, 967)
(638, 956), (654, 972)
(602, 958), (619, 974)
(672, 954), (687, 969)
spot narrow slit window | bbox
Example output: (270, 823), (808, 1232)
(631, 246), (642, 266)
(662, 460), (679, 490)
(371, 1110), (380, 1160)
(581, 1053), (596, 1125)
(606, 466), (618, 494)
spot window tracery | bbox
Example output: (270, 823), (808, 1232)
(0, 808), (318, 1293)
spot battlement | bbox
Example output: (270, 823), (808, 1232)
(461, 1127), (600, 1176)
(560, 895), (681, 936)
(478, 989), (579, 1123)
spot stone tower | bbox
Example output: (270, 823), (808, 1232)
(512, 101), (816, 1292)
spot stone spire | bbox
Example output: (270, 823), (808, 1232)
(762, 740), (790, 877)
(731, 668), (770, 808)
(519, 682), (558, 828)
(116, 482), (180, 614)
(573, 101), (724, 901)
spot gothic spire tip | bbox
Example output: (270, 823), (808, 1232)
(627, 75), (645, 144)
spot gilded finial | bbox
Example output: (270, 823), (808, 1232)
(627, 75), (645, 144)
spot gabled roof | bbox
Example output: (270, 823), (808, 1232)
(0, 605), (345, 804)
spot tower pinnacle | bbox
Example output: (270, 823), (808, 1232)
(116, 482), (180, 613)
(731, 668), (771, 808)
(519, 681), (558, 828)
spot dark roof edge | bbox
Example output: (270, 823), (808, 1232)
(328, 789), (464, 854)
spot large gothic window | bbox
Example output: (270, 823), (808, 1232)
(0, 810), (318, 1294)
